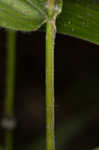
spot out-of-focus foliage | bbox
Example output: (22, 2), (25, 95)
(93, 148), (99, 150)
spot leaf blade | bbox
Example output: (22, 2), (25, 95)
(57, 0), (99, 44)
(0, 0), (48, 31)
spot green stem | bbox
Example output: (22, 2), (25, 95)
(5, 30), (16, 150)
(5, 131), (13, 150)
(46, 0), (56, 149)
(5, 30), (16, 117)
(48, 0), (56, 15)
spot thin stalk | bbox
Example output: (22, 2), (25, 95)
(46, 0), (56, 149)
(5, 30), (16, 150)
(48, 0), (56, 13)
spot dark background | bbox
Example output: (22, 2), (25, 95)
(0, 29), (99, 150)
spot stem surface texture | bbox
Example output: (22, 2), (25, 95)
(46, 0), (56, 149)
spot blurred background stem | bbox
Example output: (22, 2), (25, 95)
(4, 30), (16, 150)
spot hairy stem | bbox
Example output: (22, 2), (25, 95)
(46, 0), (56, 149)
(5, 30), (16, 150)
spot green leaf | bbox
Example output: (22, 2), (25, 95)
(57, 0), (99, 44)
(0, 0), (48, 31)
(0, 0), (62, 31)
